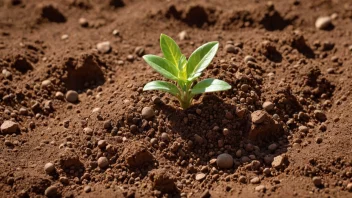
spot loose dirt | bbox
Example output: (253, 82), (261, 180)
(0, 0), (351, 197)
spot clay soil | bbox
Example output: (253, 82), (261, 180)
(0, 0), (352, 197)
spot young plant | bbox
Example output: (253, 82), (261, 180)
(143, 34), (231, 109)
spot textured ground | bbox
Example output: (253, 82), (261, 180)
(0, 0), (352, 197)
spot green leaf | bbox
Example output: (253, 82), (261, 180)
(191, 78), (231, 95)
(143, 55), (178, 81)
(160, 34), (182, 67)
(187, 41), (219, 81)
(177, 55), (188, 80)
(143, 81), (180, 96)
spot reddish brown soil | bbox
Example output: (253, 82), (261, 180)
(0, 0), (352, 197)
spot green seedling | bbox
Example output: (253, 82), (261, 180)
(143, 34), (232, 109)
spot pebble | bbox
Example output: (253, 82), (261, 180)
(84, 185), (92, 193)
(59, 177), (69, 185)
(272, 155), (287, 169)
(1, 120), (19, 134)
(251, 110), (268, 124)
(238, 175), (247, 183)
(200, 189), (210, 198)
(216, 153), (234, 169)
(263, 168), (271, 176)
(347, 183), (352, 192)
(45, 185), (58, 197)
(97, 41), (111, 53)
(141, 107), (154, 119)
(315, 16), (332, 30)
(44, 163), (55, 174)
(268, 143), (278, 151)
(316, 137), (323, 144)
(2, 69), (12, 78)
(4, 140), (13, 147)
(55, 92), (64, 100)
(244, 55), (256, 63)
(250, 177), (260, 184)
(19, 107), (28, 115)
(97, 157), (109, 168)
(298, 126), (308, 133)
(79, 17), (88, 27)
(134, 46), (145, 57)
(225, 44), (238, 54)
(160, 133), (169, 142)
(178, 30), (189, 40)
(41, 80), (52, 88)
(97, 140), (107, 149)
(262, 101), (274, 111)
(195, 173), (206, 181)
(312, 176), (322, 187)
(112, 29), (119, 36)
(314, 110), (327, 122)
(255, 185), (266, 192)
(65, 90), (78, 103)
(61, 34), (69, 40)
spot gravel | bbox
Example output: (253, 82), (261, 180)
(84, 185), (92, 193)
(45, 185), (59, 197)
(195, 173), (206, 181)
(216, 153), (234, 169)
(250, 177), (260, 184)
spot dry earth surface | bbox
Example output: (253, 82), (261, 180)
(0, 0), (352, 197)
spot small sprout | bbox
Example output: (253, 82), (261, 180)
(143, 34), (231, 109)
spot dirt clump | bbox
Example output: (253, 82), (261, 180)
(120, 142), (154, 168)
(149, 169), (177, 193)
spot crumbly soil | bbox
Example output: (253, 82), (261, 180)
(0, 0), (352, 197)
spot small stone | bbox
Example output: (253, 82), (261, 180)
(84, 185), (92, 193)
(79, 17), (88, 27)
(244, 55), (256, 63)
(160, 133), (169, 142)
(238, 176), (247, 183)
(251, 110), (268, 124)
(112, 29), (119, 36)
(134, 46), (145, 57)
(141, 107), (154, 119)
(316, 137), (323, 144)
(272, 155), (289, 169)
(103, 120), (111, 129)
(83, 127), (93, 135)
(97, 140), (107, 149)
(263, 168), (271, 176)
(55, 92), (64, 100)
(268, 143), (278, 151)
(41, 80), (52, 88)
(97, 41), (111, 54)
(255, 185), (266, 192)
(178, 30), (189, 40)
(314, 110), (327, 122)
(312, 176), (322, 187)
(250, 177), (260, 184)
(65, 90), (78, 103)
(262, 101), (274, 111)
(2, 69), (12, 78)
(298, 126), (309, 133)
(97, 157), (109, 168)
(44, 163), (55, 174)
(1, 120), (19, 134)
(315, 16), (332, 30)
(45, 185), (58, 197)
(216, 153), (234, 169)
(19, 107), (28, 115)
(346, 183), (352, 192)
(195, 173), (206, 181)
(225, 44), (238, 54)
(59, 177), (69, 185)
(61, 34), (69, 40)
